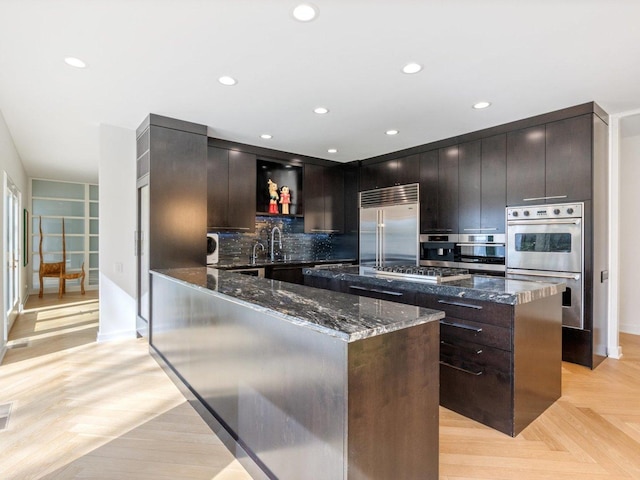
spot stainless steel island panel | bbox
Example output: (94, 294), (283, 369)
(151, 272), (346, 480)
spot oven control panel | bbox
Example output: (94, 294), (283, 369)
(507, 203), (582, 220)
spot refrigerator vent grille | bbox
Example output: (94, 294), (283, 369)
(359, 183), (419, 208)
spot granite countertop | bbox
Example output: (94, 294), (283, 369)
(152, 267), (444, 342)
(302, 266), (566, 306)
(214, 258), (356, 269)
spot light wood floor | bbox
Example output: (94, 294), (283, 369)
(1, 294), (639, 479)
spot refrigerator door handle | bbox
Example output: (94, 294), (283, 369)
(379, 209), (384, 266)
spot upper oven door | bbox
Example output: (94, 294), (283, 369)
(507, 218), (582, 272)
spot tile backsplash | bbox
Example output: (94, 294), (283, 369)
(217, 216), (356, 264)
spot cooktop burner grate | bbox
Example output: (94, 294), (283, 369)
(370, 265), (471, 283)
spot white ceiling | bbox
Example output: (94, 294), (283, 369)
(1, 0), (640, 184)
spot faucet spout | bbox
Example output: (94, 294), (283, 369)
(251, 241), (265, 263)
(270, 227), (283, 262)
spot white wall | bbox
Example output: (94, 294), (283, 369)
(97, 124), (137, 341)
(619, 125), (640, 335)
(0, 109), (28, 360)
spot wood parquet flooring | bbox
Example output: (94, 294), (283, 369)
(1, 293), (639, 479)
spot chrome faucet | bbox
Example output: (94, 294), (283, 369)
(270, 227), (283, 262)
(251, 241), (265, 264)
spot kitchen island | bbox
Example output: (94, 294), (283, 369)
(150, 267), (444, 480)
(303, 265), (565, 437)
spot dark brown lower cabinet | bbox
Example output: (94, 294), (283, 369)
(304, 273), (562, 437)
(265, 265), (304, 284)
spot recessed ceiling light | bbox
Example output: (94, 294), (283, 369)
(473, 101), (491, 109)
(218, 76), (237, 86)
(328, 148), (338, 153)
(402, 63), (422, 74)
(292, 3), (318, 22)
(64, 57), (87, 69)
(260, 134), (272, 139)
(386, 129), (399, 136)
(314, 107), (329, 114)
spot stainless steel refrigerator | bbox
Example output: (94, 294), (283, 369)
(359, 184), (419, 267)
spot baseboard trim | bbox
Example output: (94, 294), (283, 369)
(620, 323), (640, 336)
(96, 329), (137, 343)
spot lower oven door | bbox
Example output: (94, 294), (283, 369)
(506, 268), (583, 329)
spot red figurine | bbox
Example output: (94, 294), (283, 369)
(268, 179), (279, 214)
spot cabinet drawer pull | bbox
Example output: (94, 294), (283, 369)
(349, 285), (403, 296)
(440, 340), (483, 354)
(437, 299), (483, 310)
(522, 195), (568, 202)
(440, 361), (483, 376)
(440, 320), (483, 333)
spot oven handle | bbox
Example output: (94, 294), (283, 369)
(507, 219), (581, 226)
(507, 269), (581, 281)
(456, 243), (505, 247)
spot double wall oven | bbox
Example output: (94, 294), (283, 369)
(506, 203), (584, 329)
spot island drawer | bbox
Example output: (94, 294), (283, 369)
(440, 338), (511, 375)
(440, 317), (512, 351)
(440, 349), (513, 436)
(416, 294), (512, 328)
(343, 282), (417, 305)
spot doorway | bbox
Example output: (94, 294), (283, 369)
(3, 173), (21, 342)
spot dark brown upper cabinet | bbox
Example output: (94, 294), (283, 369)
(438, 146), (459, 234)
(457, 136), (507, 234)
(480, 134), (507, 233)
(419, 150), (439, 232)
(545, 114), (592, 202)
(507, 114), (594, 206)
(207, 147), (256, 232)
(418, 147), (459, 234)
(359, 155), (419, 191)
(506, 125), (546, 205)
(304, 164), (345, 234)
(458, 140), (482, 233)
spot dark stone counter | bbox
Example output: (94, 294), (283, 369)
(302, 265), (565, 306)
(153, 267), (444, 342)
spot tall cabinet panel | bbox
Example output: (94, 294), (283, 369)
(481, 134), (507, 232)
(506, 125), (546, 205)
(136, 114), (207, 336)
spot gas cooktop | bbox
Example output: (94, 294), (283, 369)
(366, 265), (471, 284)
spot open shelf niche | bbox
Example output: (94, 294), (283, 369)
(256, 159), (304, 216)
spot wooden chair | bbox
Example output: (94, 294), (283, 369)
(58, 218), (85, 298)
(38, 216), (65, 298)
(38, 216), (86, 298)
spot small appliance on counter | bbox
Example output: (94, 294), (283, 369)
(207, 233), (219, 265)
